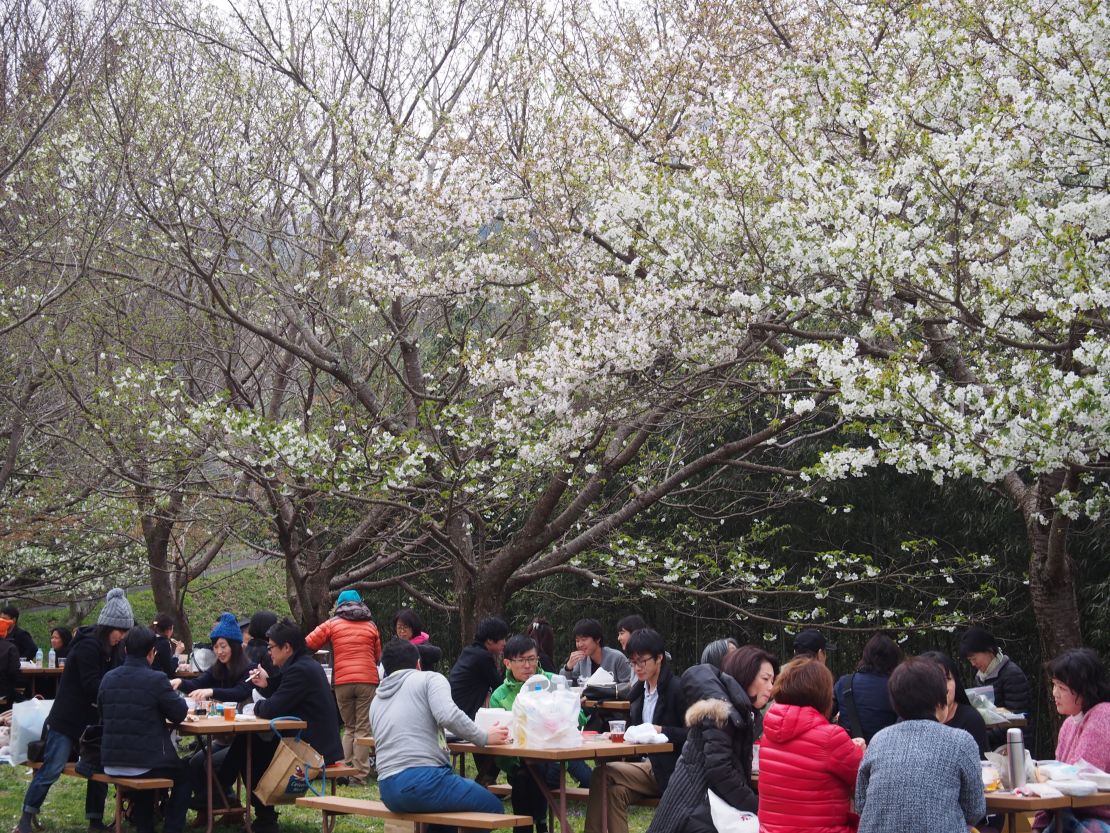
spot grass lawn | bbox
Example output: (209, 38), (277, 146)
(0, 759), (658, 833)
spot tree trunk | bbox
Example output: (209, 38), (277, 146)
(1025, 472), (1082, 661)
(456, 576), (507, 649)
(141, 500), (193, 647)
(286, 541), (335, 631)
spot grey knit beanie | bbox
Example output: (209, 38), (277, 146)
(98, 588), (134, 629)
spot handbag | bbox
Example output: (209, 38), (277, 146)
(582, 682), (631, 701)
(253, 717), (326, 805)
(74, 723), (102, 776)
(706, 788), (758, 833)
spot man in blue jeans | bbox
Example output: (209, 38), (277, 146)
(371, 638), (510, 827)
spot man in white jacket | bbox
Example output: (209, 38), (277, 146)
(371, 639), (510, 824)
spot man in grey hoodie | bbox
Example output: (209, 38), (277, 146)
(371, 638), (510, 822)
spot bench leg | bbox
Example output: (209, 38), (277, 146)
(114, 788), (124, 833)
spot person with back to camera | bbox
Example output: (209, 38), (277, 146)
(855, 657), (985, 833)
(792, 628), (833, 666)
(372, 638), (510, 831)
(0, 617), (20, 706)
(14, 588), (134, 833)
(959, 625), (1033, 752)
(1032, 648), (1110, 833)
(833, 633), (902, 742)
(585, 628), (687, 833)
(0, 606), (37, 662)
(243, 610), (278, 675)
(393, 608), (443, 672)
(699, 637), (740, 669)
(646, 646), (777, 833)
(526, 618), (557, 673)
(758, 657), (866, 833)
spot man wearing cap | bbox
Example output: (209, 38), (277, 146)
(305, 588), (382, 783)
(793, 629), (832, 665)
(15, 588), (133, 833)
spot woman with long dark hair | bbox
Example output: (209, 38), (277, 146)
(834, 634), (902, 742)
(919, 650), (988, 756)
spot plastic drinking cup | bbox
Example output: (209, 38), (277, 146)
(609, 720), (626, 742)
(223, 702), (237, 721)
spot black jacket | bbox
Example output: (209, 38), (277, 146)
(245, 638), (278, 678)
(833, 671), (898, 743)
(449, 644), (501, 719)
(0, 637), (19, 703)
(178, 662), (255, 704)
(151, 635), (180, 677)
(981, 656), (1034, 752)
(11, 625), (37, 662)
(646, 665), (758, 833)
(254, 648), (343, 764)
(99, 655), (188, 770)
(46, 626), (122, 742)
(629, 665), (689, 791)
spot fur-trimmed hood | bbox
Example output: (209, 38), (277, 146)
(685, 696), (733, 728)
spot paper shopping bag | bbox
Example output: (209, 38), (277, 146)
(253, 719), (325, 805)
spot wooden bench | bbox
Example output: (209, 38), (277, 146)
(26, 761), (174, 833)
(325, 763), (361, 794)
(296, 795), (532, 833)
(486, 782), (659, 807)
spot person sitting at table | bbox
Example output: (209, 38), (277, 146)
(792, 628), (832, 666)
(14, 587), (133, 833)
(919, 650), (989, 757)
(833, 633), (902, 743)
(490, 635), (589, 833)
(305, 588), (382, 784)
(151, 612), (185, 677)
(646, 646), (776, 833)
(959, 624), (1034, 752)
(699, 637), (739, 669)
(0, 616), (20, 706)
(616, 615), (648, 653)
(371, 638), (510, 829)
(585, 628), (687, 833)
(855, 657), (985, 833)
(758, 657), (864, 833)
(170, 612), (256, 822)
(451, 617), (510, 787)
(393, 607), (444, 673)
(1033, 647), (1110, 833)
(1, 606), (37, 662)
(98, 626), (192, 833)
(562, 618), (633, 689)
(526, 618), (557, 673)
(243, 610), (278, 675)
(248, 618), (344, 833)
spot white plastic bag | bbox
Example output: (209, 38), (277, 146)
(707, 788), (758, 833)
(511, 687), (582, 749)
(10, 698), (52, 766)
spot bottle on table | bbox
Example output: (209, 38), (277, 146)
(35, 648), (43, 667)
(48, 648), (56, 668)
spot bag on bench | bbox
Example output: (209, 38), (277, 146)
(254, 716), (326, 805)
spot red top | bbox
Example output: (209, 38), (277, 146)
(759, 702), (864, 833)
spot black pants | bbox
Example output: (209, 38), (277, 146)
(509, 763), (556, 833)
(128, 760), (191, 833)
(187, 740), (238, 807)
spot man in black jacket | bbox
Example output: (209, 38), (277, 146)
(247, 618), (343, 833)
(15, 588), (133, 833)
(585, 629), (688, 833)
(99, 626), (191, 833)
(449, 617), (509, 786)
(1, 605), (38, 661)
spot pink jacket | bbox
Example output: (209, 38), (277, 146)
(759, 703), (864, 833)
(1053, 701), (1110, 825)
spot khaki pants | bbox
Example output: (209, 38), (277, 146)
(584, 760), (660, 833)
(335, 682), (377, 779)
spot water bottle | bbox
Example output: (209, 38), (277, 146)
(1006, 727), (1026, 789)
(48, 648), (56, 668)
(35, 648), (43, 667)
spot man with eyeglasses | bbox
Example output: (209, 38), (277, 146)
(247, 618), (343, 833)
(584, 629), (688, 833)
(489, 635), (590, 833)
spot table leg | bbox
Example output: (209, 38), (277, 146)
(599, 760), (608, 833)
(204, 738), (215, 833)
(244, 736), (254, 833)
(523, 760), (572, 833)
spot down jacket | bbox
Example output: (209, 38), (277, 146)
(99, 654), (188, 770)
(759, 703), (863, 833)
(978, 655), (1034, 752)
(305, 602), (382, 686)
(646, 664), (758, 833)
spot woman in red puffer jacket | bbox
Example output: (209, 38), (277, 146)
(759, 658), (866, 833)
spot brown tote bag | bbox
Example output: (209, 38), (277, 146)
(253, 717), (326, 806)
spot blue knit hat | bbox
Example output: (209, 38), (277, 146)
(336, 589), (362, 605)
(210, 612), (243, 643)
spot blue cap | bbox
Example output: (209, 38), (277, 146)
(336, 589), (362, 605)
(210, 612), (243, 644)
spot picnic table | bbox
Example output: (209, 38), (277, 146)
(582, 699), (631, 712)
(16, 666), (64, 696)
(449, 737), (672, 833)
(178, 714), (306, 833)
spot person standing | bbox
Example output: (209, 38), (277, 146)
(585, 629), (687, 833)
(248, 618), (343, 833)
(14, 588), (134, 833)
(393, 608), (443, 673)
(98, 627), (192, 833)
(0, 617), (20, 706)
(450, 617), (510, 786)
(305, 589), (382, 784)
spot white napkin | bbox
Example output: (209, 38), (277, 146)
(1018, 783), (1064, 798)
(625, 723), (668, 744)
(584, 667), (615, 686)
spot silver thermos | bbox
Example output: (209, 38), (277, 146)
(1006, 727), (1026, 789)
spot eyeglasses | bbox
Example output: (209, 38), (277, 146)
(510, 655), (539, 665)
(629, 656), (659, 669)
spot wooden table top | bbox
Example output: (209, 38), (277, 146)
(582, 700), (631, 711)
(1069, 791), (1110, 809)
(984, 792), (1073, 811)
(17, 666), (64, 675)
(177, 716), (306, 735)
(448, 739), (671, 761)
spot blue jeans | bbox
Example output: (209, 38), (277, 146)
(381, 765), (503, 833)
(22, 729), (108, 820)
